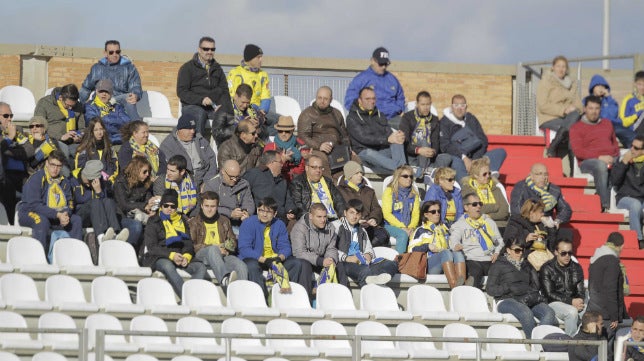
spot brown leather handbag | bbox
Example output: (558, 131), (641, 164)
(396, 252), (428, 281)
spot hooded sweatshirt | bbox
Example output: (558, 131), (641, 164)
(584, 75), (619, 124)
(587, 245), (627, 322)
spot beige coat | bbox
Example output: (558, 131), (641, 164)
(536, 71), (583, 126)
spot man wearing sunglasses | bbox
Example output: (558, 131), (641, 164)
(178, 36), (233, 138)
(217, 119), (262, 175)
(612, 134), (644, 249)
(540, 239), (586, 335)
(80, 40), (142, 121)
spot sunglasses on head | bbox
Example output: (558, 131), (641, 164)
(1, 113), (14, 119)
(108, 50), (122, 55)
(467, 201), (483, 207)
(162, 203), (178, 209)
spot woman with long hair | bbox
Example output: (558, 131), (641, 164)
(505, 198), (557, 252)
(424, 167), (463, 227)
(75, 117), (118, 182)
(460, 156), (509, 230)
(382, 165), (420, 254)
(117, 120), (166, 177)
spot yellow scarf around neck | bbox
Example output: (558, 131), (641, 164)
(468, 177), (497, 204)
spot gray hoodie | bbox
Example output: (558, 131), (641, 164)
(291, 214), (339, 266)
(449, 214), (503, 261)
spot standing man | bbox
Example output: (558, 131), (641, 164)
(344, 47), (405, 129)
(569, 95), (620, 211)
(80, 40), (142, 120)
(539, 239), (586, 336)
(177, 36), (233, 137)
(612, 134), (644, 248)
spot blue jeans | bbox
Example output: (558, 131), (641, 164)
(120, 217), (143, 249)
(427, 250), (465, 274)
(580, 158), (611, 209)
(113, 94), (141, 121)
(450, 148), (507, 181)
(195, 246), (248, 283)
(617, 196), (644, 240)
(358, 144), (406, 174)
(384, 224), (409, 254)
(497, 299), (558, 338)
(337, 259), (399, 288)
(154, 258), (207, 298)
(549, 301), (580, 336)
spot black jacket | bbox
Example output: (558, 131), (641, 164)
(399, 109), (441, 157)
(243, 165), (297, 220)
(142, 213), (194, 268)
(345, 101), (392, 154)
(611, 160), (644, 202)
(504, 214), (557, 251)
(487, 254), (545, 306)
(568, 330), (603, 361)
(510, 180), (572, 224)
(587, 246), (628, 322)
(539, 257), (585, 304)
(113, 175), (153, 216)
(439, 112), (488, 159)
(289, 174), (346, 219)
(177, 53), (233, 114)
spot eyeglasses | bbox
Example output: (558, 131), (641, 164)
(224, 170), (240, 181)
(162, 203), (178, 209)
(510, 247), (524, 254)
(480, 172), (490, 177)
(257, 208), (274, 214)
(308, 165), (324, 170)
(29, 124), (45, 129)
(632, 144), (644, 151)
(108, 50), (122, 55)
(452, 103), (467, 109)
(1, 113), (14, 119)
(399, 174), (413, 179)
(425, 209), (440, 214)
(277, 130), (293, 134)
(558, 251), (574, 257)
(200, 47), (216, 52)
(466, 201), (484, 207)
(47, 162), (63, 168)
(441, 177), (455, 182)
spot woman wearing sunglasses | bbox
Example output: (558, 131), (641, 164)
(409, 201), (467, 288)
(382, 165), (420, 254)
(460, 156), (509, 231)
(487, 237), (558, 338)
(263, 116), (309, 182)
(424, 167), (463, 227)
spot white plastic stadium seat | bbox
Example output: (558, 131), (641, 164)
(176, 316), (225, 355)
(98, 240), (152, 277)
(125, 355), (159, 361)
(0, 351), (21, 361)
(0, 85), (36, 121)
(274, 95), (301, 127)
(0, 273), (52, 311)
(84, 313), (138, 353)
(52, 238), (106, 275)
(91, 276), (145, 314)
(171, 357), (204, 361)
(45, 275), (99, 313)
(310, 320), (352, 358)
(315, 283), (369, 320)
(7, 236), (60, 274)
(487, 324), (540, 360)
(359, 284), (413, 320)
(136, 277), (190, 315)
(530, 324), (568, 360)
(443, 323), (496, 359)
(355, 321), (408, 359)
(270, 282), (324, 318)
(137, 90), (177, 127)
(220, 317), (275, 356)
(37, 312), (79, 351)
(407, 285), (459, 321)
(265, 318), (319, 357)
(181, 279), (234, 316)
(0, 311), (44, 350)
(226, 280), (280, 317)
(395, 322), (449, 359)
(31, 351), (67, 361)
(450, 285), (504, 322)
(130, 315), (184, 353)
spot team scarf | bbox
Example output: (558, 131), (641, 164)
(91, 96), (114, 117)
(266, 260), (291, 293)
(164, 176), (197, 214)
(44, 169), (67, 210)
(274, 135), (302, 165)
(2, 128), (28, 145)
(606, 243), (631, 296)
(394, 186), (415, 226)
(233, 102), (260, 123)
(408, 221), (449, 253)
(632, 154), (644, 163)
(160, 211), (189, 247)
(129, 137), (160, 175)
(346, 179), (362, 192)
(627, 337), (644, 354)
(411, 111), (432, 146)
(464, 214), (494, 251)
(317, 263), (338, 286)
(57, 98), (77, 132)
(468, 177), (497, 204)
(525, 175), (556, 212)
(29, 134), (58, 162)
(310, 178), (336, 218)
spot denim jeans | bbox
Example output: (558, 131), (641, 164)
(120, 217), (143, 249)
(195, 246), (248, 283)
(617, 196), (644, 240)
(113, 93), (141, 121)
(450, 148), (507, 181)
(580, 158), (611, 209)
(497, 298), (558, 338)
(358, 144), (406, 174)
(384, 224), (409, 254)
(154, 258), (207, 298)
(337, 259), (399, 288)
(427, 250), (465, 274)
(549, 301), (580, 336)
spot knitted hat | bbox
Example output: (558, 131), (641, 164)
(343, 161), (363, 179)
(274, 116), (295, 131)
(81, 160), (103, 180)
(96, 79), (114, 95)
(244, 44), (263, 62)
(161, 189), (178, 206)
(29, 116), (48, 129)
(177, 114), (196, 130)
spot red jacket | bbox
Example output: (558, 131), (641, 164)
(569, 118), (619, 162)
(263, 138), (309, 183)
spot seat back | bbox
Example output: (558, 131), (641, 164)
(45, 275), (88, 304)
(310, 319), (351, 350)
(7, 236), (48, 266)
(138, 90), (173, 118)
(360, 284), (399, 312)
(0, 351), (20, 361)
(0, 311), (30, 340)
(137, 278), (179, 307)
(395, 322), (438, 351)
(373, 246), (399, 260)
(530, 324), (565, 352)
(273, 96), (302, 126)
(265, 318), (307, 349)
(271, 282), (312, 310)
(130, 315), (172, 345)
(31, 352), (67, 361)
(91, 276), (134, 305)
(38, 312), (78, 344)
(1, 273), (41, 303)
(53, 238), (93, 267)
(226, 280), (269, 309)
(355, 320), (395, 350)
(486, 324), (527, 352)
(316, 283), (357, 311)
(0, 85), (36, 120)
(84, 314), (127, 348)
(450, 285), (491, 313)
(176, 316), (218, 348)
(124, 355), (159, 361)
(98, 240), (140, 268)
(443, 323), (479, 352)
(407, 285), (448, 314)
(220, 317), (263, 348)
(181, 279), (225, 308)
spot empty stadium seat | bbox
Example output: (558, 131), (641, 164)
(181, 279), (234, 316)
(315, 283), (369, 320)
(395, 322), (449, 359)
(0, 311), (44, 350)
(270, 282), (324, 319)
(531, 324), (569, 360)
(0, 273), (52, 311)
(273, 96), (301, 127)
(31, 351), (67, 361)
(84, 313), (138, 353)
(130, 315), (185, 353)
(407, 284), (459, 321)
(98, 240), (152, 277)
(6, 236), (59, 274)
(442, 323), (496, 360)
(265, 318), (319, 357)
(226, 280), (280, 317)
(486, 324), (540, 360)
(52, 238), (106, 276)
(176, 316), (225, 355)
(136, 277), (190, 315)
(171, 356), (204, 361)
(91, 276), (145, 314)
(0, 351), (20, 361)
(450, 285), (504, 322)
(220, 317), (275, 357)
(37, 312), (78, 351)
(137, 90), (177, 127)
(359, 284), (413, 320)
(124, 355), (159, 361)
(355, 320), (409, 359)
(45, 274), (99, 313)
(0, 85), (36, 121)
(310, 319), (352, 358)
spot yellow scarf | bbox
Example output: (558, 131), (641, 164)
(44, 170), (67, 210)
(160, 211), (188, 246)
(468, 178), (497, 204)
(310, 178), (336, 217)
(129, 137), (160, 175)
(347, 180), (360, 192)
(29, 134), (58, 162)
(317, 263), (338, 286)
(632, 154), (644, 163)
(57, 99), (77, 132)
(2, 128), (28, 144)
(165, 176), (197, 214)
(92, 96), (113, 117)
(262, 225), (278, 258)
(408, 221), (449, 252)
(465, 215), (494, 251)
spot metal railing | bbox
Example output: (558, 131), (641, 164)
(0, 327), (88, 361)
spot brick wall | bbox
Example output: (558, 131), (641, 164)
(0, 55), (21, 89)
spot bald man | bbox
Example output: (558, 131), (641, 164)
(203, 159), (255, 234)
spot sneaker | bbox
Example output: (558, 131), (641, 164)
(464, 276), (475, 287)
(220, 275), (230, 288)
(103, 227), (116, 241)
(115, 229), (130, 242)
(365, 273), (392, 285)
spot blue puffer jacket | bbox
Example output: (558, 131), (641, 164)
(84, 97), (131, 145)
(237, 215), (292, 260)
(80, 56), (143, 102)
(584, 74), (619, 124)
(423, 182), (463, 226)
(344, 66), (405, 119)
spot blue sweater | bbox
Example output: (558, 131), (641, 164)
(344, 66), (405, 119)
(237, 215), (292, 260)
